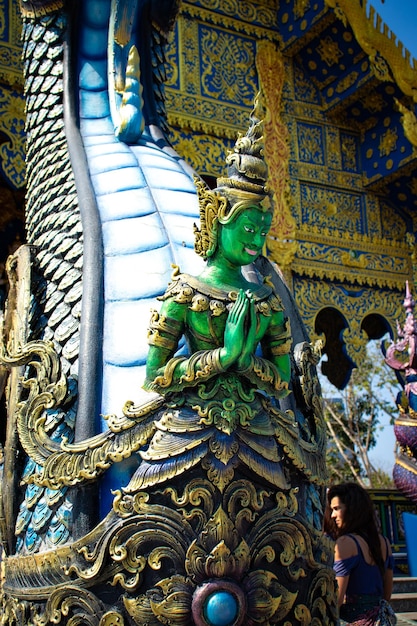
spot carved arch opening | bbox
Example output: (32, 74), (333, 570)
(315, 306), (355, 390)
(361, 313), (392, 343)
(316, 308), (394, 391)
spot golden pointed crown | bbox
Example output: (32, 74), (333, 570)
(194, 93), (271, 259)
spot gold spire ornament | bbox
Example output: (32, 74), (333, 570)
(193, 93), (273, 260)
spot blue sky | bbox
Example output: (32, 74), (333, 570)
(320, 340), (398, 478)
(369, 0), (417, 60)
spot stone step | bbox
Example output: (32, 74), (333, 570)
(391, 592), (417, 613)
(394, 577), (417, 594)
(396, 613), (417, 625)
(391, 577), (417, 617)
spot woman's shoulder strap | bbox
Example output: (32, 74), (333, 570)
(346, 533), (360, 546)
(344, 533), (363, 555)
(380, 534), (390, 559)
(337, 533), (360, 552)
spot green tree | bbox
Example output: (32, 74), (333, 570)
(320, 340), (398, 488)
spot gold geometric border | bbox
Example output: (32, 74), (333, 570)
(292, 227), (412, 290)
(167, 91), (250, 139)
(181, 1), (281, 41)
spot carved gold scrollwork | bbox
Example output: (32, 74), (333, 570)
(307, 567), (340, 625)
(0, 335), (166, 489)
(396, 98), (417, 148)
(40, 586), (122, 626)
(341, 319), (369, 365)
(1, 245), (32, 551)
(94, 481), (333, 625)
(293, 340), (324, 421)
(3, 478), (336, 624)
(0, 339), (66, 464)
(0, 588), (125, 626)
(0, 595), (27, 625)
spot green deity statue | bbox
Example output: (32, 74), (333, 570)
(142, 98), (293, 491)
(0, 94), (337, 626)
(114, 95), (338, 625)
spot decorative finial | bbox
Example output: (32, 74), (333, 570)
(402, 280), (417, 339)
(404, 280), (415, 315)
(217, 92), (269, 199)
(385, 282), (417, 375)
(194, 93), (272, 259)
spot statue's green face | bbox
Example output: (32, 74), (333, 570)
(218, 206), (272, 267)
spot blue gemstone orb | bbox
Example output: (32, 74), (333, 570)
(204, 590), (238, 626)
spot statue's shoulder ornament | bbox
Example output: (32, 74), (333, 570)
(159, 265), (283, 318)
